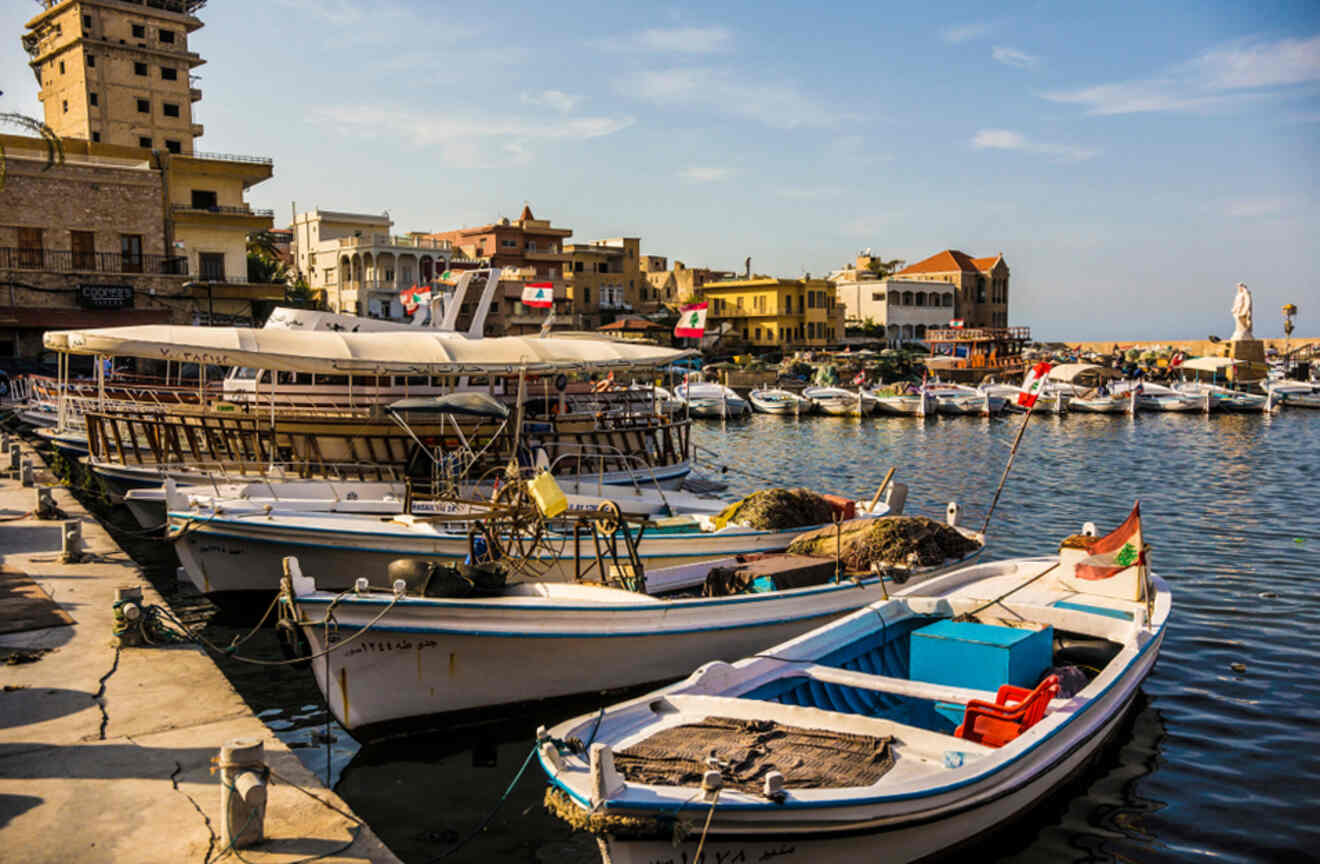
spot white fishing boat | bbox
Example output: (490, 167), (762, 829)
(868, 390), (936, 417)
(1066, 394), (1130, 414)
(748, 388), (812, 415)
(1119, 382), (1202, 412)
(803, 387), (874, 416)
(675, 381), (750, 418)
(539, 505), (1168, 864)
(281, 513), (984, 738)
(925, 384), (1004, 416)
(167, 484), (894, 595)
(1267, 381), (1320, 408)
(981, 381), (1071, 414)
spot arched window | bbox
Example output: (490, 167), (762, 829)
(943, 292), (953, 307)
(915, 291), (926, 307)
(915, 324), (927, 338)
(901, 291), (913, 305)
(888, 291), (899, 306)
(901, 324), (914, 339)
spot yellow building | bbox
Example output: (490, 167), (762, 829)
(698, 277), (846, 348)
(563, 237), (641, 329)
(22, 0), (276, 317)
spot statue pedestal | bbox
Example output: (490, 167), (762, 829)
(1227, 339), (1266, 382)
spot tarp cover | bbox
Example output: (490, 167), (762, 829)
(42, 325), (697, 375)
(388, 392), (510, 418)
(1046, 363), (1120, 383)
(613, 717), (895, 794)
(1179, 356), (1240, 372)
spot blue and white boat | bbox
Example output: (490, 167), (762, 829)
(748, 388), (812, 415)
(539, 512), (1168, 864)
(675, 381), (750, 418)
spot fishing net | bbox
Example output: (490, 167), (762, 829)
(788, 515), (982, 571)
(614, 717), (895, 794)
(712, 488), (834, 531)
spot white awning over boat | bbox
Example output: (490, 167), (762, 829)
(1179, 356), (1240, 372)
(42, 325), (697, 374)
(1047, 363), (1120, 382)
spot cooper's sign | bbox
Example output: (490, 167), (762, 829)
(77, 284), (135, 309)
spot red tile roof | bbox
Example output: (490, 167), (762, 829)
(896, 250), (1003, 276)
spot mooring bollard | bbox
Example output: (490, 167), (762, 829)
(218, 739), (268, 851)
(35, 486), (57, 520)
(113, 586), (144, 646)
(61, 520), (83, 564)
(20, 460), (34, 487)
(8, 443), (20, 473)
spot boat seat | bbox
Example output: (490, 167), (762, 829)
(954, 674), (1059, 748)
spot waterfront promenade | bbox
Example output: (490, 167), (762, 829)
(0, 439), (400, 863)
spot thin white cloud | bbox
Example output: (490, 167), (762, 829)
(773, 185), (845, 201)
(520, 90), (580, 113)
(992, 46), (1038, 69)
(678, 165), (730, 182)
(632, 26), (732, 53)
(633, 67), (856, 129)
(942, 22), (991, 44)
(971, 128), (1098, 162)
(310, 106), (634, 152)
(1044, 35), (1320, 115)
(1227, 198), (1285, 218)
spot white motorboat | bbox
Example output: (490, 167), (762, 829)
(167, 485), (893, 595)
(281, 515), (984, 738)
(803, 387), (874, 416)
(1267, 381), (1320, 408)
(1119, 382), (1202, 412)
(868, 390), (936, 417)
(1067, 394), (1130, 414)
(539, 507), (1168, 864)
(748, 388), (812, 415)
(676, 382), (750, 418)
(925, 384), (1005, 416)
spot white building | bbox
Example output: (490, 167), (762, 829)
(292, 208), (457, 318)
(834, 277), (956, 344)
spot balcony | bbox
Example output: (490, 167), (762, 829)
(187, 151), (273, 165)
(333, 234), (453, 251)
(0, 247), (188, 276)
(171, 203), (274, 218)
(189, 87), (203, 102)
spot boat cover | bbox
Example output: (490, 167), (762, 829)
(388, 392), (510, 418)
(613, 717), (895, 794)
(42, 325), (697, 375)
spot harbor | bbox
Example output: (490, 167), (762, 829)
(3, 0), (1318, 861)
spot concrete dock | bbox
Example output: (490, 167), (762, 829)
(0, 438), (401, 863)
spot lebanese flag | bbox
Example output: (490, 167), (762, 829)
(1075, 502), (1144, 580)
(400, 284), (431, 313)
(1017, 361), (1052, 408)
(522, 282), (554, 308)
(949, 319), (965, 328)
(675, 302), (708, 338)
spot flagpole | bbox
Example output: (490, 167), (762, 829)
(980, 403), (1033, 536)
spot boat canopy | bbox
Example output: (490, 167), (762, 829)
(387, 392), (510, 418)
(1180, 356), (1240, 372)
(42, 325), (697, 375)
(1047, 363), (1120, 383)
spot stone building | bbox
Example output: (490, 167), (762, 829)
(893, 250), (1010, 328)
(423, 205), (570, 282)
(563, 237), (642, 329)
(644, 261), (733, 308)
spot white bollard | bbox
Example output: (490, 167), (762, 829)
(219, 739), (268, 851)
(60, 520), (82, 563)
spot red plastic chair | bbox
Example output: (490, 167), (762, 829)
(954, 674), (1061, 748)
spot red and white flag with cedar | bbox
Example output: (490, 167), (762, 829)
(1017, 361), (1052, 408)
(521, 282), (554, 308)
(674, 302), (708, 338)
(1075, 502), (1144, 580)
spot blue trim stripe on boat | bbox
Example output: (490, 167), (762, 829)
(543, 609), (1168, 812)
(1052, 600), (1133, 621)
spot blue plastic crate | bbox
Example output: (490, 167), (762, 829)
(909, 619), (1053, 694)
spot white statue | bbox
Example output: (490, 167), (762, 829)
(1231, 281), (1254, 341)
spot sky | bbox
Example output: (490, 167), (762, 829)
(2, 0), (1318, 340)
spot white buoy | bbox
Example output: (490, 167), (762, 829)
(219, 738), (268, 850)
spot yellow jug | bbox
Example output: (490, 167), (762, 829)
(528, 470), (568, 518)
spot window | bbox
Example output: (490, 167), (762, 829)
(191, 189), (218, 208)
(120, 235), (143, 272)
(501, 239), (516, 248)
(159, 29), (176, 44)
(138, 136), (152, 148)
(754, 327), (762, 341)
(163, 103), (179, 117)
(89, 92), (98, 106)
(134, 62), (148, 76)
(91, 131), (100, 142)
(132, 23), (146, 38)
(83, 14), (92, 29)
(583, 286), (591, 305)
(199, 252), (225, 281)
(62, 100), (68, 113)
(165, 139), (181, 153)
(17, 228), (44, 268)
(137, 98), (150, 113)
(161, 66), (177, 81)
(872, 292), (882, 301)
(525, 240), (536, 251)
(59, 61), (65, 74)
(573, 261), (583, 273)
(70, 231), (95, 270)
(87, 54), (95, 67)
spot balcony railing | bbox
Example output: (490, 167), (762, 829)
(0, 247), (188, 276)
(171, 204), (275, 218)
(333, 234), (453, 250)
(187, 150), (273, 165)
